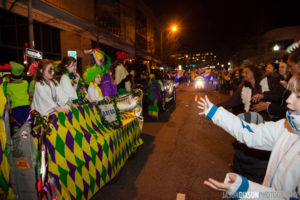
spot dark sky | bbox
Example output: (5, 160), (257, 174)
(144, 0), (299, 58)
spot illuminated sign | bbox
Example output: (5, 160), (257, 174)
(26, 48), (43, 59)
(68, 51), (77, 59)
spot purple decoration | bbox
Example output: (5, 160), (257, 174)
(101, 119), (109, 129)
(83, 151), (91, 163)
(91, 121), (103, 136)
(96, 170), (101, 188)
(122, 149), (125, 161)
(85, 161), (89, 171)
(109, 137), (114, 153)
(126, 143), (129, 155)
(65, 131), (74, 152)
(66, 161), (76, 181)
(46, 139), (56, 163)
(107, 161), (112, 178)
(65, 111), (73, 125)
(83, 179), (89, 199)
(100, 73), (117, 98)
(80, 125), (91, 143)
(116, 132), (120, 145)
(115, 156), (118, 168)
(51, 115), (59, 130)
(88, 104), (94, 114)
(78, 107), (85, 119)
(71, 195), (76, 200)
(97, 143), (103, 161)
(127, 125), (129, 137)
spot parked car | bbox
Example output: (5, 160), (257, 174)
(152, 69), (176, 111)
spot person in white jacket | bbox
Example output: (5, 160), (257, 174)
(32, 59), (74, 116)
(58, 56), (79, 104)
(198, 74), (300, 199)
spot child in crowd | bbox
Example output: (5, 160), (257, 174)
(6, 61), (31, 133)
(198, 75), (300, 199)
(83, 65), (109, 102)
(32, 59), (74, 116)
(58, 56), (90, 105)
(84, 49), (117, 98)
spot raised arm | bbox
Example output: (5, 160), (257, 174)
(198, 96), (283, 151)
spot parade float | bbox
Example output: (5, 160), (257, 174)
(0, 77), (144, 200)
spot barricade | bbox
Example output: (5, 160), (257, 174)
(0, 77), (144, 200)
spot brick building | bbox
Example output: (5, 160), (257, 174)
(0, 0), (161, 74)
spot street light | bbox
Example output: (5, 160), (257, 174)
(273, 44), (280, 51)
(160, 25), (178, 64)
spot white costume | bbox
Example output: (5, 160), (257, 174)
(115, 63), (131, 92)
(205, 105), (300, 199)
(60, 74), (78, 102)
(32, 81), (68, 116)
(88, 84), (104, 102)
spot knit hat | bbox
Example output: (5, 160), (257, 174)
(9, 61), (24, 80)
(83, 64), (104, 84)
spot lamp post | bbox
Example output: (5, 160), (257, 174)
(160, 25), (177, 65)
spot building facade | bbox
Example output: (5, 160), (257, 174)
(231, 26), (300, 66)
(171, 52), (221, 70)
(0, 0), (161, 73)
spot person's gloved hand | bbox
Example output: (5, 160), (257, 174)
(197, 95), (213, 115)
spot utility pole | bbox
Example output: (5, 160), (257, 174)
(28, 0), (35, 65)
(28, 0), (34, 49)
(160, 31), (163, 66)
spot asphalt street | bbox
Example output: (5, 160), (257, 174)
(92, 84), (235, 200)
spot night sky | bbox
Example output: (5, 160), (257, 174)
(145, 0), (299, 58)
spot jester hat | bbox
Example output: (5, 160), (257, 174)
(83, 64), (104, 84)
(93, 49), (105, 63)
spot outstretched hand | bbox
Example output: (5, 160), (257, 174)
(197, 95), (212, 115)
(83, 49), (93, 54)
(203, 174), (236, 192)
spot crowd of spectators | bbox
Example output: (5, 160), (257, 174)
(211, 49), (300, 184)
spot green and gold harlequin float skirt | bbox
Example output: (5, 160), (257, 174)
(44, 104), (143, 199)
